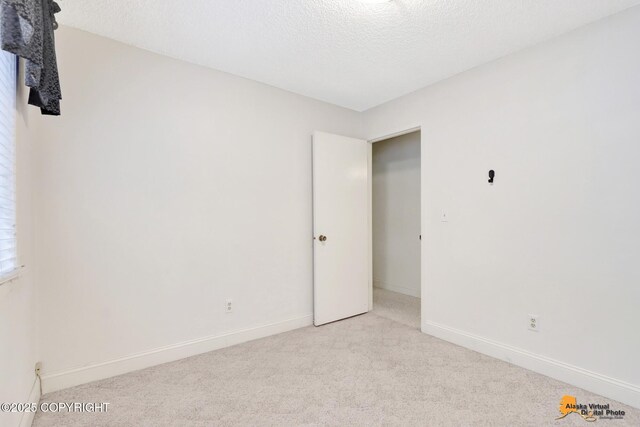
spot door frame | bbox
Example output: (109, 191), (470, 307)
(366, 126), (422, 315)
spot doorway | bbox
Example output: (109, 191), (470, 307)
(371, 130), (421, 329)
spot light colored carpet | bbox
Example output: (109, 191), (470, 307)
(34, 291), (639, 426)
(372, 287), (420, 329)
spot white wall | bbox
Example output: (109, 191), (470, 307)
(372, 132), (421, 298)
(0, 62), (38, 427)
(32, 27), (362, 391)
(364, 6), (640, 408)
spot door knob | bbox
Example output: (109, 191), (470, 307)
(319, 235), (327, 242)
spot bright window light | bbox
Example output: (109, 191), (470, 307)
(0, 51), (17, 282)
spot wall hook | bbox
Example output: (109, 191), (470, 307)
(488, 169), (495, 184)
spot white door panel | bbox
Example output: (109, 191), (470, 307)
(312, 131), (370, 326)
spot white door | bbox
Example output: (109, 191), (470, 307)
(312, 131), (370, 326)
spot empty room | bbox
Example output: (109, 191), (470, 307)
(372, 130), (421, 329)
(1, 1), (639, 426)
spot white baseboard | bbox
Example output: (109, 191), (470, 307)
(19, 376), (40, 427)
(422, 320), (640, 409)
(41, 314), (313, 394)
(373, 280), (420, 298)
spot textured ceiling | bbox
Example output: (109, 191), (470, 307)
(58, 0), (640, 111)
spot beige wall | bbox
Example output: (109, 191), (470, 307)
(364, 6), (640, 407)
(31, 27), (363, 390)
(0, 61), (38, 427)
(372, 131), (421, 298)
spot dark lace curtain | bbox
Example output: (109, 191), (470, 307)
(0, 0), (62, 115)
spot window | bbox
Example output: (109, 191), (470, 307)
(0, 51), (17, 280)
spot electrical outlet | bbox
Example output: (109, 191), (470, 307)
(225, 299), (233, 313)
(528, 314), (540, 332)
